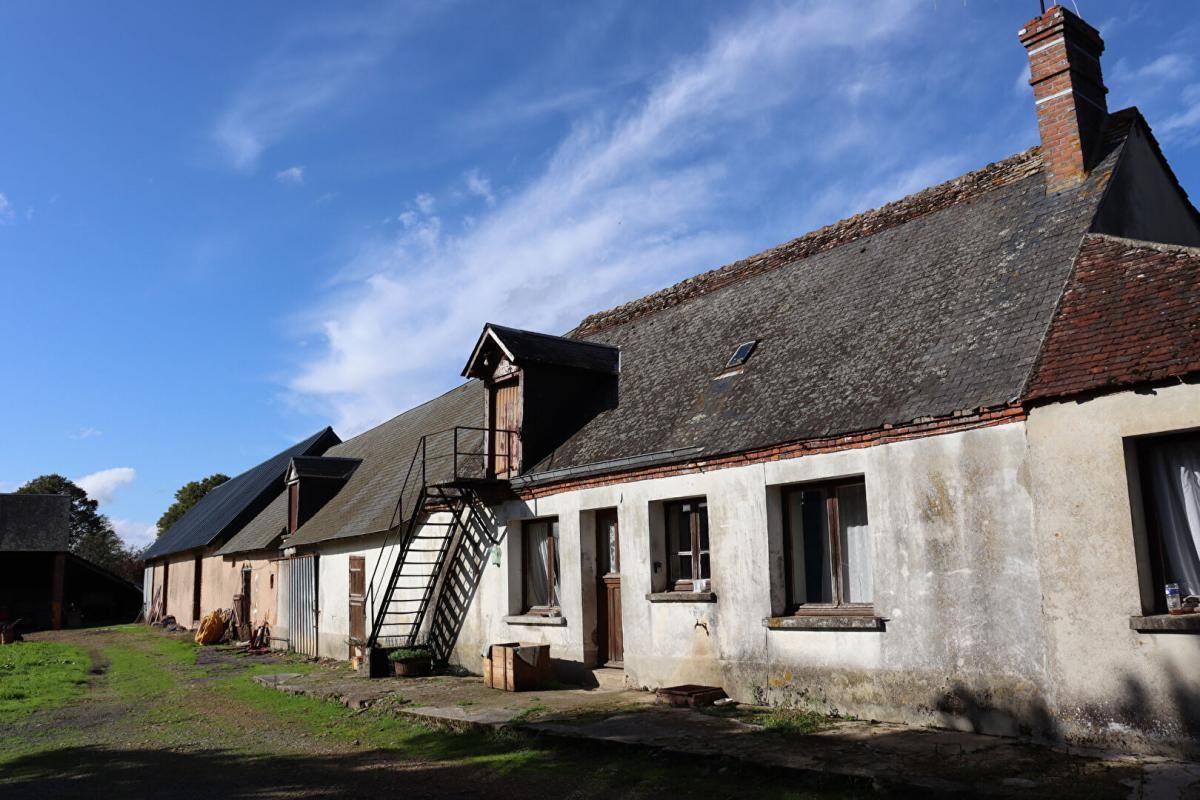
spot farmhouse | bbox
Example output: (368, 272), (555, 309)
(141, 427), (340, 628)
(183, 5), (1200, 754)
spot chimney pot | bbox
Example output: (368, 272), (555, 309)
(1019, 4), (1108, 193)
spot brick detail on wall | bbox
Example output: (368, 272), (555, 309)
(1018, 5), (1108, 194)
(1027, 234), (1200, 402)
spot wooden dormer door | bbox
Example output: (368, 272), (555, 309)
(489, 377), (521, 478)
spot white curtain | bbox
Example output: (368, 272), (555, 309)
(838, 484), (873, 603)
(1141, 436), (1200, 596)
(524, 522), (550, 608)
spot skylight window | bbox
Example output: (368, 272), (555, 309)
(726, 340), (758, 369)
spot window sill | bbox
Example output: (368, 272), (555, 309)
(503, 614), (567, 627)
(763, 615), (885, 631)
(1130, 614), (1200, 633)
(646, 591), (717, 604)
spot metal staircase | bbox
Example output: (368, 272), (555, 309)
(365, 426), (514, 658)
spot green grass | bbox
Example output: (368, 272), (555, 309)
(703, 703), (832, 736)
(0, 641), (91, 722)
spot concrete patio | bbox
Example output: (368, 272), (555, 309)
(252, 665), (1200, 797)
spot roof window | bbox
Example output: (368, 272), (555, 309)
(725, 340), (758, 369)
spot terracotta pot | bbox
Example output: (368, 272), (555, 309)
(392, 655), (432, 677)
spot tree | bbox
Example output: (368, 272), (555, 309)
(16, 474), (109, 552)
(15, 474), (137, 577)
(156, 473), (230, 537)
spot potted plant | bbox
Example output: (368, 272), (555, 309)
(389, 645), (433, 677)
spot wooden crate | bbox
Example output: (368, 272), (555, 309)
(482, 642), (551, 691)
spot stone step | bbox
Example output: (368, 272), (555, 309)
(591, 667), (626, 691)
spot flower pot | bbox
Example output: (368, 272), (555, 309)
(391, 655), (432, 677)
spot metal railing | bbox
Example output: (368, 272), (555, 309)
(363, 426), (518, 650)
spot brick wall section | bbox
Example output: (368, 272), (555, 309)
(1026, 234), (1200, 402)
(517, 407), (1025, 500)
(1018, 5), (1108, 194)
(573, 149), (1042, 337)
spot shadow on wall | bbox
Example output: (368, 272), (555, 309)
(931, 634), (1200, 754)
(426, 501), (501, 662)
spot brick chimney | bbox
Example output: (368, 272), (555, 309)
(1019, 5), (1108, 193)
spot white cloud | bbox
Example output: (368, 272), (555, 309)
(464, 170), (496, 206)
(276, 165), (305, 185)
(212, 9), (407, 171)
(112, 518), (158, 549)
(1138, 53), (1193, 81)
(0, 193), (14, 224)
(414, 193), (436, 215)
(75, 467), (136, 505)
(290, 1), (920, 434)
(67, 427), (103, 441)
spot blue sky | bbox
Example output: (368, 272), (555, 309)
(1, 1), (1197, 549)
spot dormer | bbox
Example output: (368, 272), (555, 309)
(462, 324), (619, 478)
(285, 456), (361, 535)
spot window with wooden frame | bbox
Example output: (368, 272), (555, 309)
(1133, 431), (1200, 613)
(782, 480), (873, 615)
(522, 517), (560, 614)
(665, 498), (710, 591)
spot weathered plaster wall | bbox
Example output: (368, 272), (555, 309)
(1026, 383), (1200, 754)
(441, 422), (1047, 735)
(158, 551), (198, 626)
(199, 555), (278, 627)
(310, 525), (452, 661)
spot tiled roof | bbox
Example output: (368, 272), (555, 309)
(530, 129), (1129, 474)
(1026, 234), (1200, 402)
(143, 427), (340, 560)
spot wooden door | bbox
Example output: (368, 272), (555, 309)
(348, 556), (366, 658)
(161, 561), (170, 619)
(192, 554), (203, 623)
(595, 509), (623, 666)
(490, 378), (521, 478)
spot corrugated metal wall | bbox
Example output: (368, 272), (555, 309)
(285, 555), (318, 657)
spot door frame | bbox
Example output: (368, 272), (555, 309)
(348, 555), (366, 659)
(488, 375), (521, 478)
(595, 508), (623, 668)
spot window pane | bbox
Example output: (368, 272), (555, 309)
(800, 489), (832, 604)
(550, 520), (560, 606)
(837, 484), (872, 603)
(524, 520), (550, 608)
(1140, 436), (1200, 596)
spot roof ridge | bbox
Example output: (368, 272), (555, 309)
(1083, 232), (1200, 257)
(572, 147), (1044, 337)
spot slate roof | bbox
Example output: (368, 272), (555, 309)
(1027, 234), (1200, 401)
(0, 494), (69, 552)
(286, 382), (483, 548)
(143, 427), (340, 560)
(215, 489), (288, 556)
(463, 324), (620, 377)
(217, 456), (364, 555)
(527, 124), (1134, 474)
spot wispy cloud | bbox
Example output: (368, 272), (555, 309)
(290, 1), (922, 433)
(67, 427), (103, 441)
(76, 467), (136, 505)
(276, 165), (305, 185)
(0, 192), (14, 224)
(112, 518), (158, 549)
(212, 9), (408, 171)
(464, 170), (495, 206)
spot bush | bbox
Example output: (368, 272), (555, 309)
(387, 646), (431, 662)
